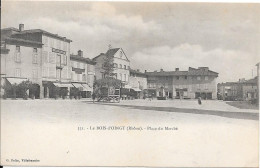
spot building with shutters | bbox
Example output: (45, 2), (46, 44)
(93, 48), (130, 86)
(1, 24), (72, 98)
(70, 50), (96, 98)
(146, 67), (218, 99)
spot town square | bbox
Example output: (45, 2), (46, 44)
(0, 1), (259, 167)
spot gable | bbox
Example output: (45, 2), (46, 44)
(113, 48), (129, 62)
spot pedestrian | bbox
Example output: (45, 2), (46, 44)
(198, 97), (202, 105)
(92, 92), (96, 103)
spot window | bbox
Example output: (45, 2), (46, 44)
(49, 38), (54, 47)
(71, 72), (74, 81)
(124, 65), (126, 69)
(124, 74), (126, 81)
(33, 48), (37, 53)
(32, 69), (38, 79)
(15, 68), (21, 77)
(197, 76), (201, 80)
(176, 76), (179, 80)
(63, 42), (67, 51)
(205, 76), (208, 80)
(184, 76), (188, 80)
(119, 64), (122, 69)
(43, 36), (48, 47)
(56, 69), (61, 79)
(56, 54), (61, 66)
(83, 74), (86, 81)
(32, 53), (37, 64)
(49, 67), (56, 77)
(49, 53), (55, 63)
(15, 52), (21, 63)
(119, 73), (122, 80)
(77, 62), (80, 68)
(114, 63), (118, 68)
(15, 46), (21, 62)
(16, 46), (20, 52)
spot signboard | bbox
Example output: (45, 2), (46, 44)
(52, 48), (66, 55)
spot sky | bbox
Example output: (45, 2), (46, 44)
(1, 1), (260, 83)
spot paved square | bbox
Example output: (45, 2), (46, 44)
(1, 99), (259, 167)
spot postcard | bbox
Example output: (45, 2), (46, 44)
(1, 1), (259, 167)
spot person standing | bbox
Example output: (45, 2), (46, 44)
(198, 97), (202, 105)
(92, 92), (96, 103)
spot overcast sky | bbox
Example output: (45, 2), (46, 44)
(2, 1), (260, 82)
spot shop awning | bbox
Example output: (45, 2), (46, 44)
(132, 88), (142, 92)
(72, 83), (83, 88)
(53, 83), (73, 88)
(6, 77), (28, 85)
(81, 84), (92, 91)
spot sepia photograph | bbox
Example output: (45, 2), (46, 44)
(0, 0), (259, 167)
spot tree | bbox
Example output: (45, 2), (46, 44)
(102, 52), (116, 79)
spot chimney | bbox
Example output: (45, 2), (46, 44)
(19, 24), (24, 32)
(78, 50), (83, 57)
(160, 68), (164, 72)
(175, 68), (179, 71)
(239, 78), (246, 82)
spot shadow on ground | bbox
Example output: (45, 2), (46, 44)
(83, 101), (259, 121)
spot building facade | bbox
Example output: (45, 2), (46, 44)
(1, 26), (43, 98)
(129, 69), (148, 98)
(1, 24), (74, 98)
(218, 77), (258, 101)
(146, 67), (218, 99)
(93, 48), (130, 85)
(70, 50), (96, 98)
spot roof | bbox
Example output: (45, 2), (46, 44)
(93, 48), (129, 61)
(13, 29), (72, 42)
(5, 37), (43, 48)
(106, 48), (120, 57)
(1, 27), (20, 32)
(244, 77), (257, 84)
(145, 68), (218, 77)
(130, 69), (147, 76)
(70, 55), (96, 65)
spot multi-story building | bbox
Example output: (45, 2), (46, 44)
(93, 48), (130, 85)
(70, 50), (96, 97)
(1, 26), (43, 98)
(1, 24), (72, 98)
(218, 77), (258, 101)
(146, 67), (218, 99)
(129, 69), (147, 98)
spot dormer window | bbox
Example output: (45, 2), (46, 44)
(120, 51), (123, 58)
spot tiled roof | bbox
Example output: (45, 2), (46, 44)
(5, 37), (43, 47)
(146, 68), (218, 77)
(70, 55), (96, 65)
(93, 48), (129, 61)
(244, 77), (257, 84)
(13, 29), (72, 42)
(106, 48), (120, 57)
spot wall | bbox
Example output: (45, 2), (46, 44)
(4, 44), (42, 84)
(129, 74), (147, 90)
(41, 35), (71, 83)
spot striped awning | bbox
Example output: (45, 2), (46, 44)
(53, 83), (73, 88)
(6, 77), (28, 85)
(81, 84), (92, 91)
